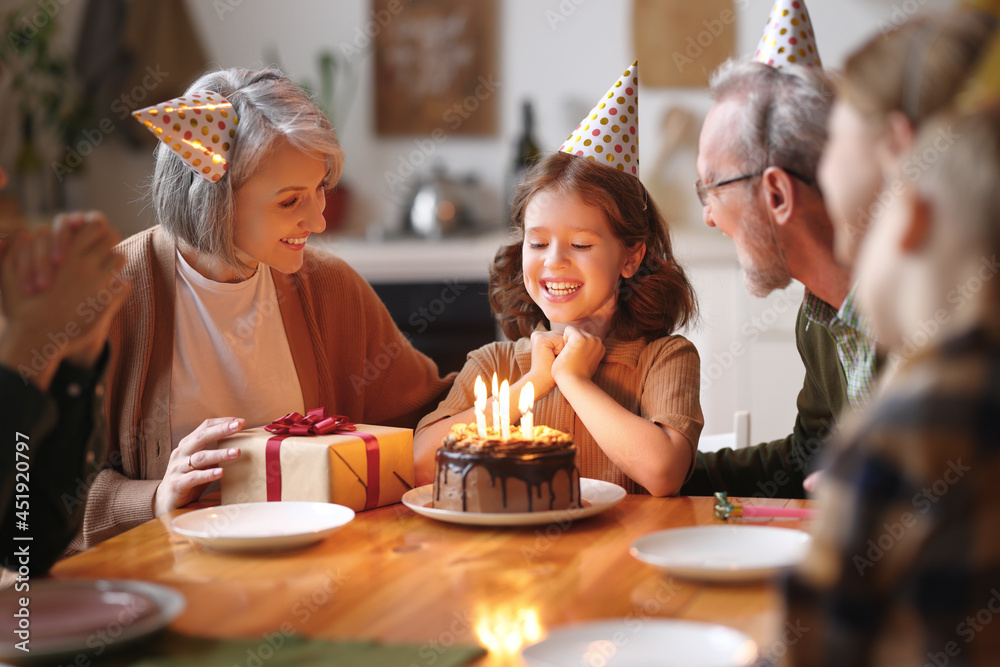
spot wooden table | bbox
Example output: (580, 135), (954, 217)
(51, 495), (813, 666)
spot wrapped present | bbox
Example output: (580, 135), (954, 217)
(219, 409), (414, 511)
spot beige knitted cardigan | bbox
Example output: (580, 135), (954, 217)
(75, 226), (452, 549)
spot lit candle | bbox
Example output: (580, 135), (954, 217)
(474, 376), (487, 438)
(499, 379), (510, 441)
(519, 382), (534, 438)
(491, 373), (500, 434)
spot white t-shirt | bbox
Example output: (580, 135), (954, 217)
(169, 250), (305, 448)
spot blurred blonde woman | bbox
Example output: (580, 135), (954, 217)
(819, 8), (996, 265)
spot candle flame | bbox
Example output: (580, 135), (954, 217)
(519, 382), (535, 437)
(519, 382), (534, 413)
(499, 379), (510, 441)
(474, 376), (488, 438)
(475, 376), (487, 409)
(491, 373), (500, 433)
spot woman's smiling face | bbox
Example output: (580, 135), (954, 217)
(232, 136), (329, 276)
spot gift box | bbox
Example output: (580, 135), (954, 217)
(219, 410), (414, 512)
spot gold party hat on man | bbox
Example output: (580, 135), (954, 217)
(133, 92), (239, 182)
(754, 0), (822, 68)
(559, 61), (639, 177)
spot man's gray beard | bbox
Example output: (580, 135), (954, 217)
(741, 262), (792, 298)
(738, 206), (792, 298)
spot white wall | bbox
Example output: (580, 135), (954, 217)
(46, 0), (952, 239)
(20, 0), (954, 442)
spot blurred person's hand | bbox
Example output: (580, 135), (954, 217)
(5, 211), (105, 296)
(0, 213), (129, 390)
(803, 469), (825, 495)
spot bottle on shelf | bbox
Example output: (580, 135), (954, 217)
(504, 100), (542, 226)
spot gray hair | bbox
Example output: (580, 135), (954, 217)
(709, 58), (834, 184)
(150, 68), (345, 271)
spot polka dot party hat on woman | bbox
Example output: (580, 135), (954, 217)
(754, 0), (822, 69)
(132, 92), (239, 182)
(559, 61), (639, 177)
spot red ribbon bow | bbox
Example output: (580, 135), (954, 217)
(265, 407), (356, 436)
(263, 407), (380, 510)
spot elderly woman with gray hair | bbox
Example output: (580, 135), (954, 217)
(75, 68), (452, 549)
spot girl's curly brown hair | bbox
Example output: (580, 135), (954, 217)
(490, 151), (698, 341)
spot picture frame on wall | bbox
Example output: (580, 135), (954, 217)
(373, 0), (499, 136)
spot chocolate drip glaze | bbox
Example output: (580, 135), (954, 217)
(433, 424), (581, 513)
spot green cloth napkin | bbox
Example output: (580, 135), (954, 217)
(97, 631), (486, 667)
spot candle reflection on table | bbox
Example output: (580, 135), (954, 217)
(474, 605), (543, 657)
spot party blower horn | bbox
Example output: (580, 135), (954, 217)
(714, 492), (817, 520)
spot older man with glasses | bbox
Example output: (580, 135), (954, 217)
(681, 58), (878, 499)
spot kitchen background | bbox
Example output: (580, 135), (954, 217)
(0, 0), (952, 444)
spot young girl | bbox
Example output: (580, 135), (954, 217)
(414, 145), (702, 496)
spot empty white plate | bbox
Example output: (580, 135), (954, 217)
(522, 618), (758, 667)
(630, 525), (812, 582)
(171, 501), (354, 552)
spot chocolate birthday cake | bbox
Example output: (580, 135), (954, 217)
(433, 423), (581, 513)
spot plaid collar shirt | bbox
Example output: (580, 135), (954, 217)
(801, 285), (877, 411)
(779, 315), (1000, 666)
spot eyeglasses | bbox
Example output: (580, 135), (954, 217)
(695, 168), (814, 207)
(694, 172), (763, 206)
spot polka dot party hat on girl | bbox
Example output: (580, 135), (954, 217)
(754, 0), (822, 69)
(559, 61), (639, 177)
(132, 92), (239, 182)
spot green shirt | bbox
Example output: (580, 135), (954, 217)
(681, 296), (851, 499)
(803, 285), (876, 410)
